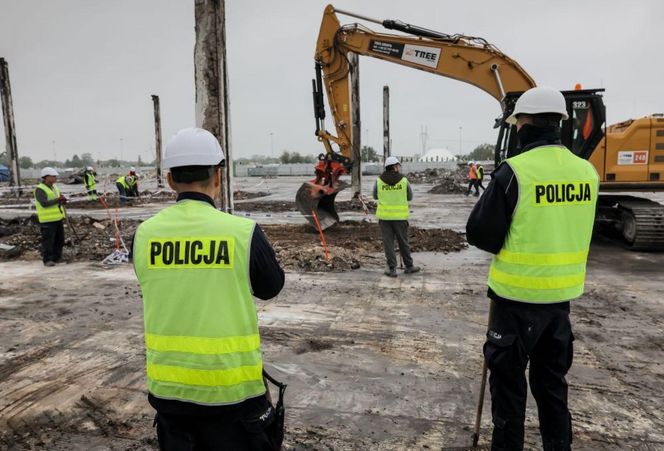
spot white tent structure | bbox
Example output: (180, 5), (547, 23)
(418, 148), (457, 162)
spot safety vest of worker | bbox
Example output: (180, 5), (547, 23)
(116, 175), (129, 188)
(488, 145), (599, 303)
(477, 165), (484, 179)
(84, 171), (96, 191)
(468, 166), (478, 180)
(117, 175), (137, 189)
(34, 183), (65, 223)
(375, 177), (409, 220)
(133, 199), (265, 405)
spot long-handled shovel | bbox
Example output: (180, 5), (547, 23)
(61, 205), (80, 253)
(471, 300), (495, 447)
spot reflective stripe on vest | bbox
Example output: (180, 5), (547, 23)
(133, 200), (265, 405)
(376, 177), (409, 220)
(487, 145), (598, 303)
(34, 183), (65, 223)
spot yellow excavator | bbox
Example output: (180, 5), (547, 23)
(296, 5), (664, 249)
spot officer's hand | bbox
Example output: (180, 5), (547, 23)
(59, 195), (68, 204)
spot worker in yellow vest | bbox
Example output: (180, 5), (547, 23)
(34, 167), (68, 266)
(84, 166), (97, 201)
(116, 175), (137, 204)
(133, 128), (285, 449)
(466, 87), (599, 451)
(373, 156), (420, 277)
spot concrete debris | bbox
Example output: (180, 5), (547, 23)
(233, 190), (269, 200)
(0, 243), (19, 259)
(408, 168), (468, 194)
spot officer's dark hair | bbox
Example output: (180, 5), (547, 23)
(170, 161), (225, 184)
(518, 113), (563, 128)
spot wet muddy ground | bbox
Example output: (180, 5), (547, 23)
(0, 178), (663, 450)
(0, 216), (464, 272)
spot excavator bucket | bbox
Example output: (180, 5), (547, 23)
(296, 180), (348, 230)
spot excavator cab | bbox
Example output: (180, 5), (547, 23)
(494, 88), (606, 165)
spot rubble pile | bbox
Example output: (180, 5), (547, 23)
(0, 217), (466, 271)
(407, 167), (468, 194)
(262, 221), (466, 272)
(407, 168), (454, 184)
(233, 190), (269, 200)
(0, 216), (139, 261)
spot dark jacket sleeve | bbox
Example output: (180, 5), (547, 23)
(407, 182), (413, 202)
(35, 187), (61, 207)
(372, 182), (378, 200)
(466, 164), (518, 254)
(249, 225), (285, 300)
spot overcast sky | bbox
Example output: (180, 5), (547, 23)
(0, 0), (662, 163)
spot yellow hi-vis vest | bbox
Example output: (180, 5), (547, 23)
(376, 177), (409, 220)
(34, 183), (65, 223)
(133, 199), (265, 405)
(84, 172), (96, 191)
(117, 176), (130, 188)
(488, 145), (599, 303)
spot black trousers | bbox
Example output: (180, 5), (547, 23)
(40, 220), (65, 263)
(484, 299), (574, 451)
(467, 179), (480, 195)
(378, 219), (414, 269)
(155, 408), (276, 451)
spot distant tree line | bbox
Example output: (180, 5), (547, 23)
(455, 143), (495, 162)
(0, 151), (152, 169)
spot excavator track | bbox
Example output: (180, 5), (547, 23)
(597, 195), (664, 251)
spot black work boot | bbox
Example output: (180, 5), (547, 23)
(404, 265), (420, 274)
(384, 267), (397, 277)
(542, 438), (571, 451)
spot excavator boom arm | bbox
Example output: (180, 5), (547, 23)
(315, 4), (537, 159)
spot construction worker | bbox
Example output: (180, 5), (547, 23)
(466, 87), (599, 451)
(373, 156), (420, 277)
(83, 166), (98, 200)
(466, 161), (480, 196)
(476, 163), (486, 192)
(129, 166), (137, 176)
(133, 128), (285, 449)
(116, 174), (137, 203)
(34, 167), (67, 266)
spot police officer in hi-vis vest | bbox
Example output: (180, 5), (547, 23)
(34, 167), (68, 266)
(133, 128), (285, 450)
(466, 87), (599, 451)
(373, 156), (420, 277)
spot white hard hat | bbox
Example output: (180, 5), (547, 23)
(506, 86), (569, 124)
(384, 156), (400, 167)
(41, 167), (59, 177)
(129, 166), (136, 172)
(86, 166), (94, 171)
(164, 128), (225, 169)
